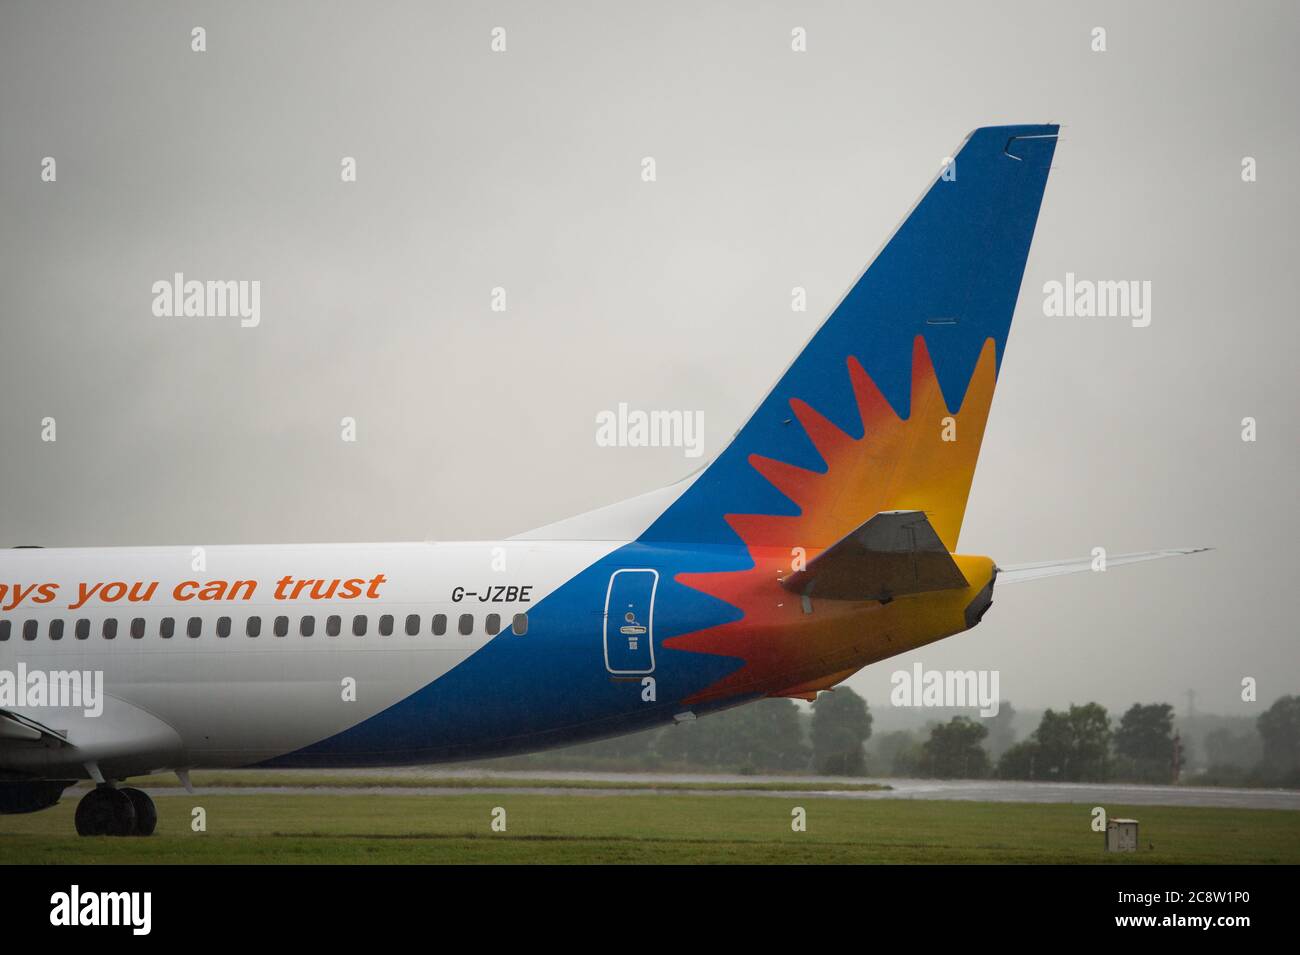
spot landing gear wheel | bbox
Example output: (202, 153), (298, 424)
(74, 786), (137, 836)
(121, 787), (157, 836)
(74, 787), (112, 836)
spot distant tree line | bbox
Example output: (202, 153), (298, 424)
(652, 689), (876, 775)
(1193, 695), (1300, 788)
(478, 691), (875, 776)
(475, 690), (1300, 788)
(873, 696), (1300, 786)
(996, 702), (1172, 783)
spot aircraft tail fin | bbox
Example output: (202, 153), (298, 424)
(637, 124), (1058, 552)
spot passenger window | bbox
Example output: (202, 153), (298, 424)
(432, 613), (447, 636)
(274, 616), (289, 637)
(0, 620), (8, 641)
(103, 619), (118, 640)
(326, 615), (341, 637)
(485, 613), (501, 636)
(131, 618), (145, 639)
(160, 617), (175, 639)
(187, 617), (201, 638)
(301, 616), (315, 637)
(247, 616), (261, 638)
(76, 618), (90, 640)
(405, 614), (420, 636)
(458, 613), (473, 636)
(49, 619), (64, 641)
(377, 614), (392, 636)
(23, 619), (37, 641)
(512, 613), (528, 636)
(352, 615), (367, 636)
(217, 616), (231, 638)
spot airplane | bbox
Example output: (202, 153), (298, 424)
(0, 124), (1207, 836)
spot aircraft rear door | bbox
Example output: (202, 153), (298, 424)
(603, 569), (657, 675)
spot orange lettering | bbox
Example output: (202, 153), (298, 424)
(128, 581), (158, 602)
(67, 582), (102, 611)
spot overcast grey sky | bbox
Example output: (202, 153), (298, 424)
(1, 1), (1296, 715)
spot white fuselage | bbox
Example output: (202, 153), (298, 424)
(0, 539), (623, 777)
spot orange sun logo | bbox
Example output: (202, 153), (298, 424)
(666, 336), (998, 703)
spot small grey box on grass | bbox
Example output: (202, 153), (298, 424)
(1106, 818), (1139, 852)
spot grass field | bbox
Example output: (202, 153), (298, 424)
(2, 792), (1297, 864)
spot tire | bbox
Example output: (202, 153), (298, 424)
(75, 787), (136, 836)
(74, 787), (113, 836)
(121, 787), (157, 836)
(104, 788), (137, 836)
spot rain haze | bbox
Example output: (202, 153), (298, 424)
(1, 1), (1296, 720)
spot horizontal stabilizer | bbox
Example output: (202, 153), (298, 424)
(997, 547), (1211, 584)
(779, 511), (968, 601)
